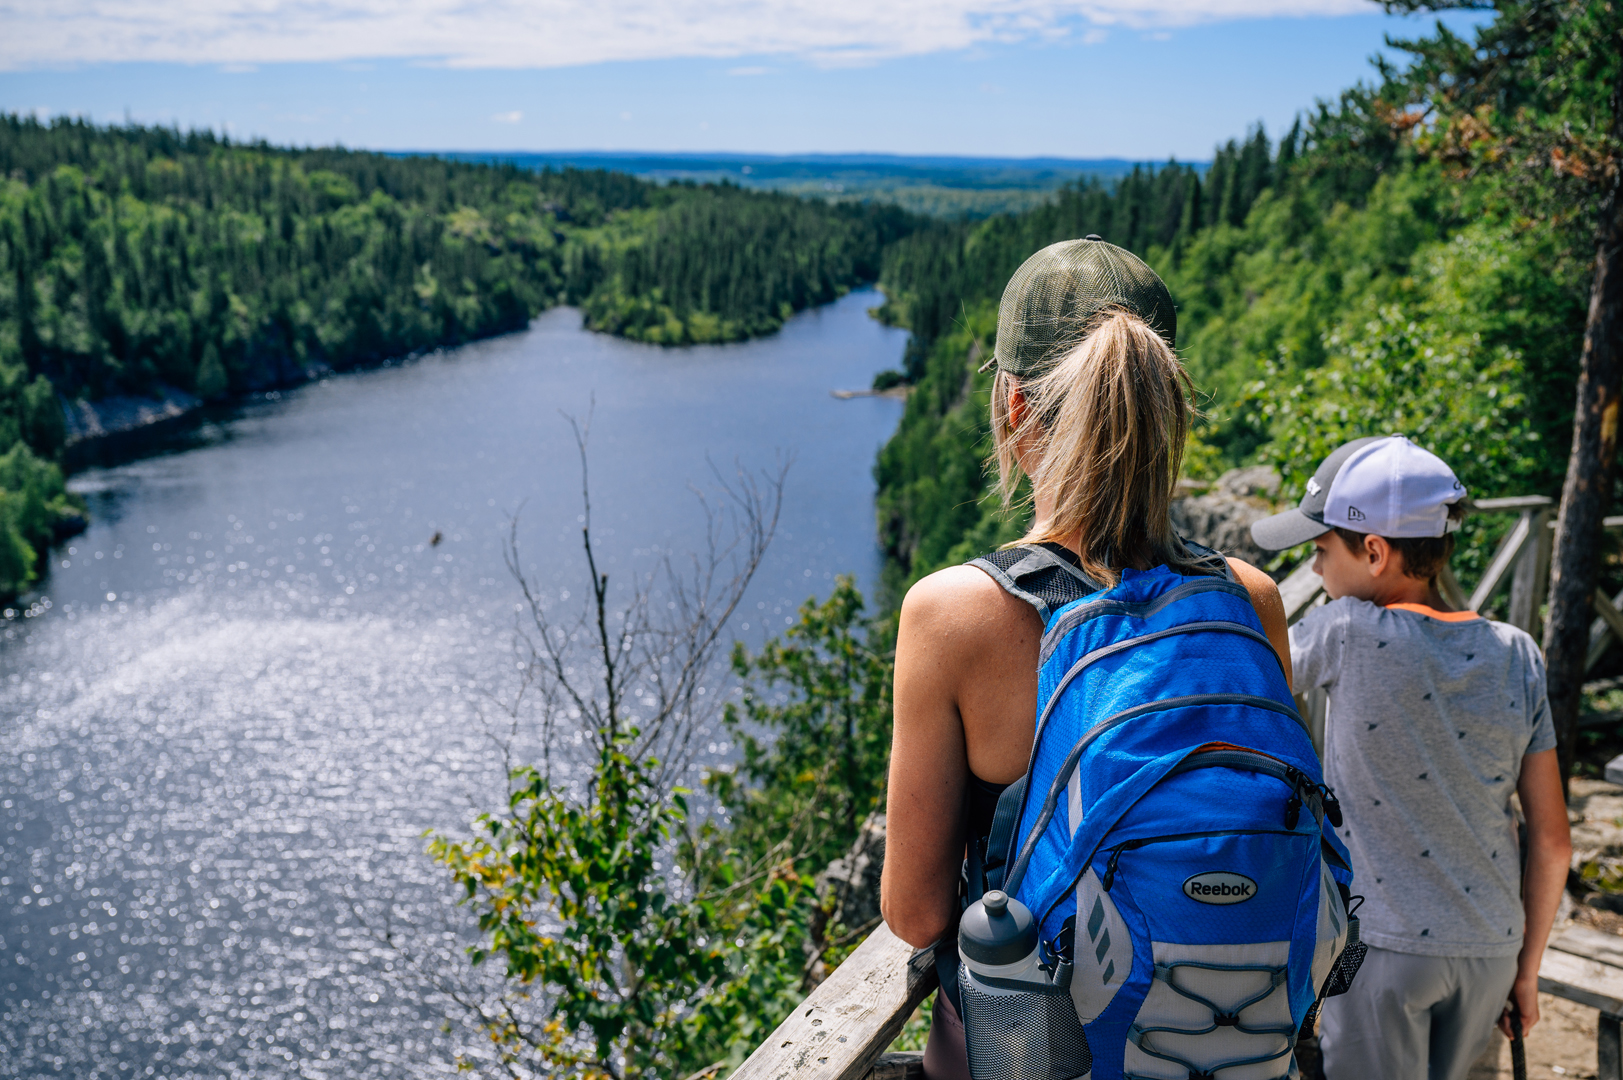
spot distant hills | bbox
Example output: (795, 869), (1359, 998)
(400, 151), (1207, 218)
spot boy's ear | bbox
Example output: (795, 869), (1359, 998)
(1364, 534), (1395, 578)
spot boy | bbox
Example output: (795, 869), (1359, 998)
(1251, 435), (1571, 1080)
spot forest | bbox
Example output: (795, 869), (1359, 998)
(873, 44), (1595, 601)
(0, 116), (914, 597)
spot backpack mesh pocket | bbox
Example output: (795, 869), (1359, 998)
(959, 967), (1093, 1080)
(1323, 916), (1366, 998)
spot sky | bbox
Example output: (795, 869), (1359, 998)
(0, 1), (1483, 160)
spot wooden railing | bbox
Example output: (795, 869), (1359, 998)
(729, 926), (936, 1080)
(735, 494), (1623, 1080)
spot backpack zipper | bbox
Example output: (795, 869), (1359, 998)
(1054, 747), (1325, 923)
(1167, 746), (1329, 829)
(1098, 828), (1307, 892)
(1006, 697), (1311, 894)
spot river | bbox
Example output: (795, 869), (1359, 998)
(0, 289), (909, 1078)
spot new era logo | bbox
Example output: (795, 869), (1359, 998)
(1346, 505), (1366, 522)
(1182, 872), (1258, 905)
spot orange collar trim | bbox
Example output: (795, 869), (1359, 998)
(1385, 602), (1481, 622)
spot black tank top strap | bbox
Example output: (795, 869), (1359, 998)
(965, 541), (1103, 624)
(967, 537), (1233, 623)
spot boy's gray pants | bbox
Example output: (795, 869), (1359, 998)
(1320, 946), (1518, 1080)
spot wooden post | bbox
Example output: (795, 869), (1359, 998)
(1601, 1012), (1622, 1080)
(1542, 86), (1623, 787)
(1508, 507), (1554, 636)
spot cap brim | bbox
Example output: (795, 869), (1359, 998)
(1250, 509), (1332, 551)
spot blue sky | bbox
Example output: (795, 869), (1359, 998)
(1, 3), (1482, 159)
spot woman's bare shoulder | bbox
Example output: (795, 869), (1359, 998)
(900, 564), (1028, 640)
(1226, 558), (1283, 610)
(902, 564), (1002, 619)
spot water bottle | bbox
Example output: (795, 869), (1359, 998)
(959, 889), (1051, 987)
(957, 890), (1091, 1080)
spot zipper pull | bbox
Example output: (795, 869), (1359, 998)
(1285, 793), (1302, 830)
(1323, 787), (1344, 829)
(1102, 847), (1125, 891)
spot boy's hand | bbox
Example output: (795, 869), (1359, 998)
(1497, 975), (1540, 1038)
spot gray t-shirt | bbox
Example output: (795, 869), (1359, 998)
(1290, 597), (1555, 957)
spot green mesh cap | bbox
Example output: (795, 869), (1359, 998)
(983, 235), (1177, 378)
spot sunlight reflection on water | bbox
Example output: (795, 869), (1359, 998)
(0, 291), (907, 1077)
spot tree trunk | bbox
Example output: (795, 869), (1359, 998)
(1543, 169), (1623, 790)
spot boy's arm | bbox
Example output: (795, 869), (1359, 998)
(1499, 748), (1572, 1037)
(1285, 600), (1343, 697)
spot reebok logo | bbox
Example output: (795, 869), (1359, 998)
(1346, 506), (1366, 522)
(1182, 872), (1258, 905)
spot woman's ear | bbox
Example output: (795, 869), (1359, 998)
(1007, 384), (1029, 433)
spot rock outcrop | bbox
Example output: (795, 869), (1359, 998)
(817, 811), (886, 933)
(61, 386), (202, 445)
(1171, 466), (1282, 570)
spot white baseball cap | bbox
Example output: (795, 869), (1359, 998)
(1251, 435), (1466, 550)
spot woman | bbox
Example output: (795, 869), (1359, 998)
(879, 237), (1291, 1078)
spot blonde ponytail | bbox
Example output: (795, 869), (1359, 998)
(991, 309), (1209, 586)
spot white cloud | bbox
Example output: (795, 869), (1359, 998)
(1, 0), (1371, 71)
(490, 109), (523, 122)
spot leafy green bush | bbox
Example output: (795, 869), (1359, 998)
(0, 440), (78, 597)
(430, 579), (895, 1078)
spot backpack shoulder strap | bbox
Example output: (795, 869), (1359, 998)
(1180, 537), (1236, 582)
(968, 538), (1234, 622)
(967, 543), (1103, 624)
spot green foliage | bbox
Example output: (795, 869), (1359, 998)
(431, 578), (896, 1077)
(0, 440), (79, 597)
(871, 13), (1596, 597)
(872, 303), (1016, 595)
(582, 192), (912, 345)
(0, 113), (913, 419)
(1241, 298), (1537, 580)
(712, 577), (893, 875)
(430, 734), (729, 1079)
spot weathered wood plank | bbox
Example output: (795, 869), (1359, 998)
(866, 1052), (924, 1080)
(1474, 495), (1556, 512)
(1439, 565), (1470, 611)
(730, 926), (937, 1080)
(1552, 925), (1623, 970)
(1508, 508), (1553, 637)
(1595, 590), (1623, 646)
(1469, 512), (1532, 613)
(1585, 587), (1623, 672)
(1601, 1011), (1623, 1080)
(1539, 944), (1623, 1015)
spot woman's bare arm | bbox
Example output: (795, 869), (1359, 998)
(1228, 557), (1293, 689)
(881, 568), (981, 948)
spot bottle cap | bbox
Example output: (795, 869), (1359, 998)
(959, 889), (1039, 966)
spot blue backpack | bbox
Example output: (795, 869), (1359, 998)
(966, 545), (1363, 1080)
